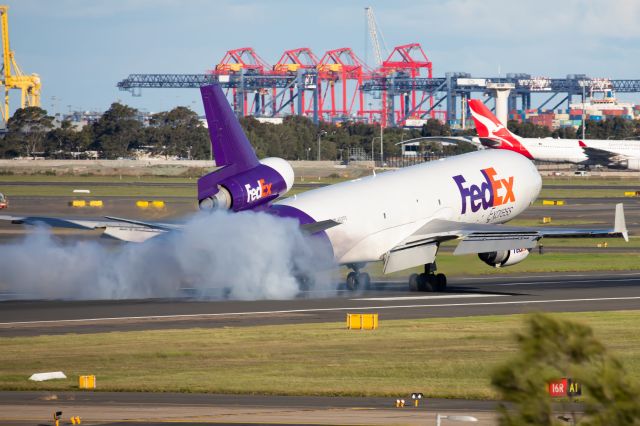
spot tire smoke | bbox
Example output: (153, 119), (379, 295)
(0, 211), (336, 300)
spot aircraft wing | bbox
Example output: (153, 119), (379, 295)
(579, 143), (618, 166)
(0, 214), (341, 242)
(0, 215), (171, 243)
(383, 204), (627, 273)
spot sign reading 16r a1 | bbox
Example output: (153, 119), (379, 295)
(548, 378), (582, 397)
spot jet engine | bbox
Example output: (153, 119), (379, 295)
(622, 158), (640, 171)
(198, 157), (294, 212)
(478, 248), (530, 268)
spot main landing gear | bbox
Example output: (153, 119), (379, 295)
(345, 263), (370, 291)
(408, 263), (447, 292)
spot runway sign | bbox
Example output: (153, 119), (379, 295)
(347, 313), (378, 330)
(69, 200), (103, 208)
(548, 378), (581, 397)
(542, 200), (565, 206)
(79, 375), (96, 389)
(136, 200), (166, 209)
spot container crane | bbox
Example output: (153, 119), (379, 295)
(0, 5), (41, 125)
(365, 6), (388, 67)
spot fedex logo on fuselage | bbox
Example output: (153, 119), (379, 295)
(245, 179), (273, 202)
(453, 167), (515, 214)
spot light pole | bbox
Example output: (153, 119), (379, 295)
(380, 123), (384, 163)
(372, 136), (380, 162)
(581, 83), (586, 140)
(435, 414), (478, 426)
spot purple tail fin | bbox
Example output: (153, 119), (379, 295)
(201, 84), (259, 170)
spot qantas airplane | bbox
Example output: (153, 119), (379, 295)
(0, 85), (628, 292)
(468, 99), (640, 170)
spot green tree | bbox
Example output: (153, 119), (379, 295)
(148, 106), (210, 159)
(492, 313), (640, 425)
(44, 120), (94, 158)
(92, 103), (142, 159)
(3, 107), (54, 158)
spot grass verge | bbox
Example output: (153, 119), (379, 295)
(1, 311), (639, 399)
(366, 252), (640, 279)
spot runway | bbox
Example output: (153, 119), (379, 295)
(1, 271), (639, 337)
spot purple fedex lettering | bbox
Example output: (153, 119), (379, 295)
(453, 174), (494, 214)
(454, 167), (514, 214)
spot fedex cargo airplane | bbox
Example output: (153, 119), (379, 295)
(468, 99), (640, 170)
(1, 85), (628, 292)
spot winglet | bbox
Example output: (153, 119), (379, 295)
(614, 203), (629, 242)
(201, 84), (259, 170)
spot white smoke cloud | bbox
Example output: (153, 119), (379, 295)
(0, 211), (336, 300)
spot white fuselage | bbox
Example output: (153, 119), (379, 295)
(580, 139), (640, 170)
(517, 137), (640, 169)
(277, 150), (542, 264)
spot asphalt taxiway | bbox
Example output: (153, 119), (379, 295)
(0, 391), (502, 426)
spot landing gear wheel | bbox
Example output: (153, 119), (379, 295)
(425, 274), (437, 292)
(435, 273), (447, 292)
(358, 272), (371, 290)
(417, 273), (434, 292)
(408, 274), (419, 292)
(296, 274), (312, 291)
(346, 271), (359, 291)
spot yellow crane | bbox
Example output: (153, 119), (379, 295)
(0, 5), (41, 125)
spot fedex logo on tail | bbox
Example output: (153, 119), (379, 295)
(245, 179), (273, 202)
(453, 167), (515, 214)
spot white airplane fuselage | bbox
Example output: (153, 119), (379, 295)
(277, 150), (542, 264)
(516, 138), (589, 164)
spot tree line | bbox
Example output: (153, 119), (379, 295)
(1, 103), (639, 161)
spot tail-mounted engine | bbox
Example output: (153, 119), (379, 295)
(198, 157), (294, 212)
(478, 248), (530, 268)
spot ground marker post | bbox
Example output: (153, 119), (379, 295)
(53, 411), (62, 426)
(411, 392), (423, 407)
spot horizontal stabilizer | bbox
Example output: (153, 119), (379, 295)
(614, 203), (629, 242)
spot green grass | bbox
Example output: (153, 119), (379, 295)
(0, 175), (200, 183)
(1, 311), (639, 399)
(542, 177), (640, 186)
(365, 251), (640, 279)
(0, 185), (195, 198)
(537, 188), (633, 199)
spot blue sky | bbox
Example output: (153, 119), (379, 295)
(7, 0), (640, 116)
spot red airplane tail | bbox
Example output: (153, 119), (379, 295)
(467, 100), (532, 159)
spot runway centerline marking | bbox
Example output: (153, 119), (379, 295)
(2, 296), (640, 327)
(352, 294), (507, 301)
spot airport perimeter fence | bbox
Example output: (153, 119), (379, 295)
(380, 154), (449, 168)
